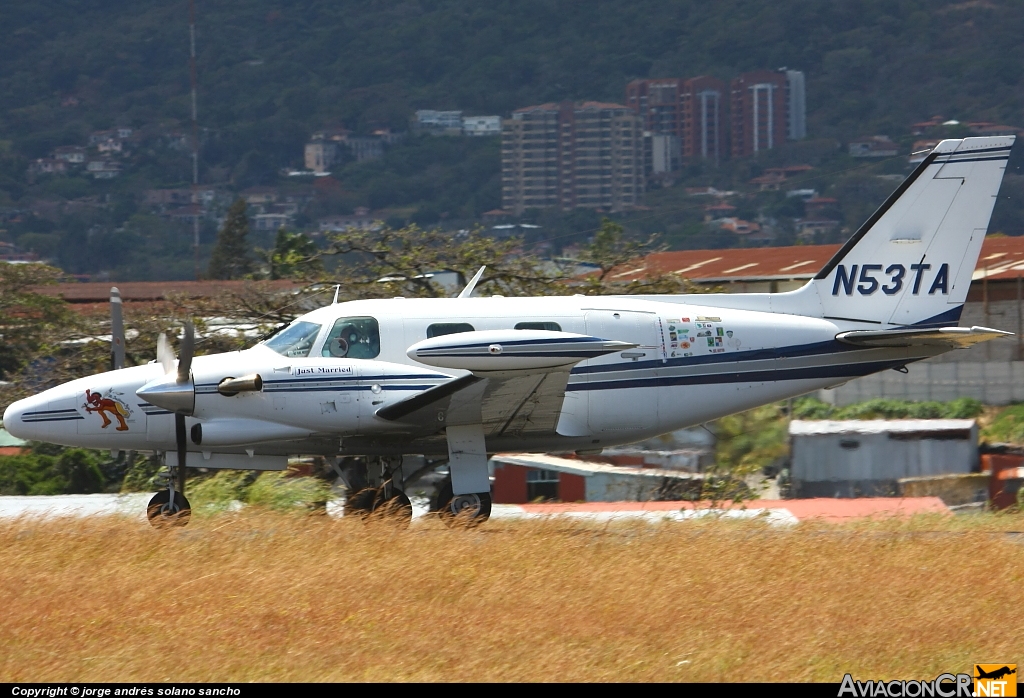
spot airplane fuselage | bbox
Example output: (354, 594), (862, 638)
(4, 294), (942, 461)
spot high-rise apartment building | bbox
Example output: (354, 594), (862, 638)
(730, 69), (806, 158)
(501, 102), (644, 215)
(783, 70), (807, 141)
(626, 76), (727, 164)
(680, 76), (727, 164)
(626, 78), (684, 139)
(730, 71), (787, 158)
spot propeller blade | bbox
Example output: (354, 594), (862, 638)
(177, 320), (194, 385)
(110, 287), (125, 371)
(175, 413), (187, 495)
(156, 333), (175, 375)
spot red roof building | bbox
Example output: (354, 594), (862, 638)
(612, 236), (1024, 294)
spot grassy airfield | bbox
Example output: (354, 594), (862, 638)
(1, 511), (1023, 682)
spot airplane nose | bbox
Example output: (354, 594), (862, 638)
(3, 398), (31, 440)
(2, 394), (77, 442)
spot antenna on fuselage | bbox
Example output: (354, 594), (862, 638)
(332, 285), (340, 305)
(458, 266), (486, 299)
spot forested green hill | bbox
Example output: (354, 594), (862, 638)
(3, 1), (1024, 279)
(4, 0), (1024, 168)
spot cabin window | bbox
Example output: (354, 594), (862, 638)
(263, 321), (322, 358)
(322, 317), (380, 359)
(515, 321), (562, 332)
(427, 322), (475, 338)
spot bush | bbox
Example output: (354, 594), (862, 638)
(982, 404), (1024, 445)
(0, 453), (60, 495)
(120, 453), (165, 493)
(0, 447), (107, 495)
(792, 397), (984, 421)
(245, 472), (331, 512)
(187, 470), (252, 512)
(186, 470), (330, 513)
(54, 449), (105, 494)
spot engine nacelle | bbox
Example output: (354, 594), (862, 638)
(407, 329), (636, 372)
(189, 418), (311, 447)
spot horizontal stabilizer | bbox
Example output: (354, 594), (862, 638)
(836, 325), (1013, 349)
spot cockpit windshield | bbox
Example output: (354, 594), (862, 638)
(263, 320), (322, 357)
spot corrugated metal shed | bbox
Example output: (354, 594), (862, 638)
(789, 419), (978, 498)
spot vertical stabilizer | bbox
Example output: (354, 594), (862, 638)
(806, 136), (1013, 327)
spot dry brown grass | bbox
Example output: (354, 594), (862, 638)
(2, 511), (1023, 682)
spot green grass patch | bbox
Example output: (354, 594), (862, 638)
(982, 403), (1024, 444)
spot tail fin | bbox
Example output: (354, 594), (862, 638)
(807, 136), (1013, 327)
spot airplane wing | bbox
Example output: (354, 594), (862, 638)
(376, 330), (634, 437)
(375, 370), (572, 437)
(836, 325), (1012, 348)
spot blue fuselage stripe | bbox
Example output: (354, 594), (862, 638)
(568, 358), (904, 391)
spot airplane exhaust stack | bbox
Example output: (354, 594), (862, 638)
(217, 374), (264, 396)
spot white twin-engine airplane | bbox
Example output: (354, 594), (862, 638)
(3, 136), (1017, 525)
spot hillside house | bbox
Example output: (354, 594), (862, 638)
(849, 136), (898, 157)
(53, 146), (86, 163)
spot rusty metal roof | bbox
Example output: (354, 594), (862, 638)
(613, 236), (1024, 283)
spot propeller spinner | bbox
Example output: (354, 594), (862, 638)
(137, 321), (196, 415)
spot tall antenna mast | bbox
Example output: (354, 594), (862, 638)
(189, 0), (200, 280)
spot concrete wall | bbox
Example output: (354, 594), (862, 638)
(927, 297), (1023, 363)
(821, 361), (1024, 406)
(897, 473), (990, 507)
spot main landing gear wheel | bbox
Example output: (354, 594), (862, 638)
(147, 490), (191, 528)
(346, 487), (413, 526)
(372, 489), (413, 524)
(436, 479), (491, 527)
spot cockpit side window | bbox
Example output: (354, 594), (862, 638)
(263, 321), (322, 357)
(322, 317), (380, 359)
(514, 321), (562, 332)
(427, 322), (475, 338)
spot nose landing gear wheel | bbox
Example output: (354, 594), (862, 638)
(436, 479), (491, 527)
(147, 490), (191, 528)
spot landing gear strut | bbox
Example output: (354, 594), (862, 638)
(338, 456), (412, 525)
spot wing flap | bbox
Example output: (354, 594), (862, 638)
(376, 369), (572, 436)
(836, 325), (1012, 348)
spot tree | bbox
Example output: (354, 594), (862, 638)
(207, 199), (254, 280)
(0, 262), (71, 380)
(573, 218), (707, 296)
(261, 229), (323, 280)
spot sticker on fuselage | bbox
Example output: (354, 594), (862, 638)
(291, 365), (354, 377)
(83, 389), (134, 431)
